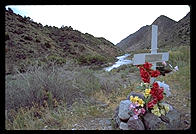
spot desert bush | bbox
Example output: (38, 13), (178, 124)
(73, 69), (101, 96)
(5, 65), (82, 112)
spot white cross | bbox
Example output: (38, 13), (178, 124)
(132, 25), (169, 83)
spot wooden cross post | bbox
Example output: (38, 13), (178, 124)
(132, 25), (169, 83)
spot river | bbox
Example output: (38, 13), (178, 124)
(104, 54), (133, 71)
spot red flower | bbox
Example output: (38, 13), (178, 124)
(139, 67), (150, 83)
(150, 83), (164, 101)
(147, 98), (158, 108)
(143, 62), (152, 70)
(157, 87), (164, 101)
(150, 70), (160, 77)
(152, 82), (159, 89)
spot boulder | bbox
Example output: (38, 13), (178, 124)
(143, 112), (166, 130)
(164, 108), (181, 129)
(118, 100), (132, 121)
(127, 117), (145, 130)
(143, 107), (181, 130)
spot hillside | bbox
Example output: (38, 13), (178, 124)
(116, 12), (190, 51)
(5, 8), (123, 75)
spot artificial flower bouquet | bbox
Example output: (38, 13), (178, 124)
(129, 62), (170, 119)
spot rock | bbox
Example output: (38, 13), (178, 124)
(107, 126), (113, 130)
(127, 91), (145, 100)
(164, 108), (181, 130)
(127, 117), (145, 130)
(143, 107), (181, 130)
(105, 119), (112, 125)
(118, 100), (132, 121)
(120, 122), (129, 130)
(112, 106), (120, 128)
(143, 112), (166, 130)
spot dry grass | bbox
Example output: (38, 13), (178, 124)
(5, 45), (190, 130)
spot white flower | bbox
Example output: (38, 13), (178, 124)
(174, 66), (179, 71)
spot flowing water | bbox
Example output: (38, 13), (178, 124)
(104, 54), (132, 71)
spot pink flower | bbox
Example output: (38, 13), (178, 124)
(129, 103), (136, 109)
(134, 108), (141, 115)
(141, 108), (146, 114)
(162, 61), (167, 66)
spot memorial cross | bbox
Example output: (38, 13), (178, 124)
(132, 25), (169, 83)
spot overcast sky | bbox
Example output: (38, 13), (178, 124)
(6, 5), (190, 45)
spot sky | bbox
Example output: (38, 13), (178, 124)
(6, 5), (190, 45)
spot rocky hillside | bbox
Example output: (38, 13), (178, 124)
(5, 8), (123, 74)
(116, 12), (190, 51)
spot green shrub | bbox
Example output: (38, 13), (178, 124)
(77, 54), (107, 65)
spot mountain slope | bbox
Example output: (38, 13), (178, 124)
(162, 12), (190, 48)
(116, 12), (190, 51)
(5, 8), (123, 74)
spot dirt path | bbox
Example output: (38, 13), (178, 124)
(71, 117), (113, 130)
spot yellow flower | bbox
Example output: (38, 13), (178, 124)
(138, 98), (145, 107)
(151, 104), (161, 117)
(134, 96), (139, 101)
(130, 95), (134, 102)
(144, 88), (151, 98)
(164, 104), (170, 113)
(130, 96), (139, 103)
(152, 108), (161, 116)
(130, 96), (144, 107)
(152, 110), (161, 117)
(160, 109), (166, 115)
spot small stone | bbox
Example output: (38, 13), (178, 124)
(127, 117), (145, 130)
(108, 126), (112, 130)
(184, 120), (189, 125)
(112, 106), (120, 128)
(120, 122), (129, 130)
(105, 119), (112, 125)
(118, 100), (132, 121)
